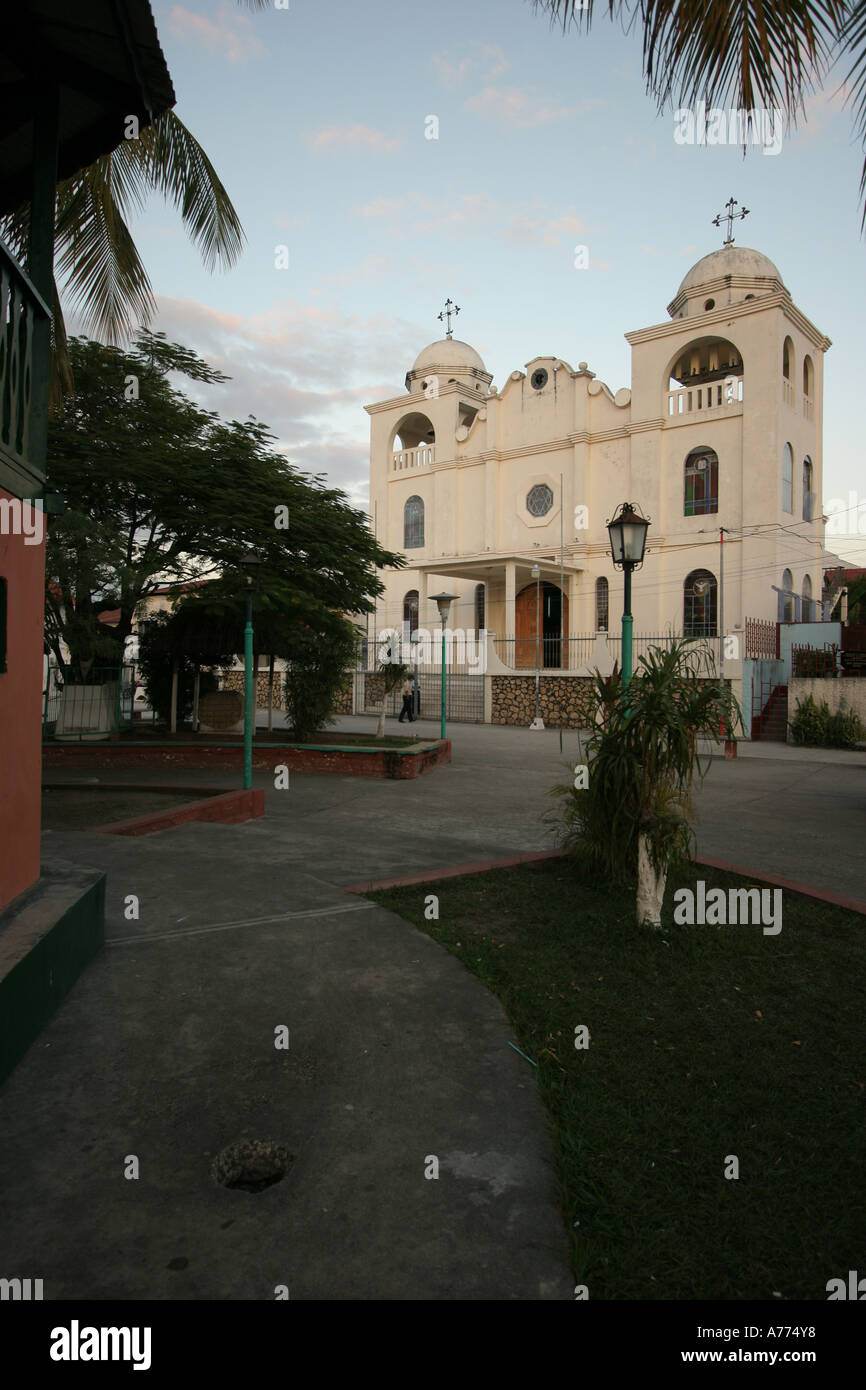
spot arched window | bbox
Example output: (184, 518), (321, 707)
(403, 589), (419, 634)
(782, 443), (794, 513)
(802, 574), (812, 623)
(782, 337), (793, 379)
(802, 456), (813, 520)
(404, 495), (424, 548)
(595, 576), (609, 631)
(684, 569), (717, 637)
(684, 447), (719, 516)
(474, 583), (485, 635)
(803, 355), (814, 398)
(781, 569), (794, 623)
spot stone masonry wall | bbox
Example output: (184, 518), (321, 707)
(491, 676), (599, 728)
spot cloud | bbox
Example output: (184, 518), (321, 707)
(355, 191), (497, 240)
(431, 42), (510, 88)
(356, 190), (594, 254)
(464, 86), (574, 129)
(167, 4), (264, 64)
(311, 253), (390, 291)
(308, 124), (404, 154)
(793, 81), (852, 144)
(139, 295), (424, 498)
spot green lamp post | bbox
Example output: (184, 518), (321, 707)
(606, 502), (650, 694)
(240, 555), (263, 790)
(430, 591), (458, 739)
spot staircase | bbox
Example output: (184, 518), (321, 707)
(752, 684), (788, 741)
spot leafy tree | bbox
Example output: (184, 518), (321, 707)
(44, 332), (403, 677)
(549, 640), (741, 927)
(145, 584), (360, 740)
(535, 1), (866, 228)
(136, 612), (223, 726)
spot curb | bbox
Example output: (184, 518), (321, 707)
(345, 847), (866, 916)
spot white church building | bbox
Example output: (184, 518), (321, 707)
(365, 237), (831, 707)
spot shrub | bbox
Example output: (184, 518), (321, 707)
(825, 707), (865, 748)
(282, 621), (357, 743)
(790, 694), (829, 746)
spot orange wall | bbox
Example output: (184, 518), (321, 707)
(0, 489), (44, 909)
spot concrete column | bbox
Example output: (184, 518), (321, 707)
(505, 563), (516, 643)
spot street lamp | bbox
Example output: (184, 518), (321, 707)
(606, 502), (650, 691)
(429, 591), (458, 739)
(239, 555), (263, 789)
(530, 562), (543, 730)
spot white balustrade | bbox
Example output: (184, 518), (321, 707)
(667, 377), (743, 418)
(392, 444), (435, 471)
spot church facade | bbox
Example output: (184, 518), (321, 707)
(365, 244), (830, 672)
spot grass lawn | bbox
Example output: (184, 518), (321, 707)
(368, 858), (865, 1300)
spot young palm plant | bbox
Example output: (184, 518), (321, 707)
(549, 639), (741, 927)
(374, 660), (412, 739)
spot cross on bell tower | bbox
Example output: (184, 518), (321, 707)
(712, 197), (749, 246)
(437, 298), (460, 338)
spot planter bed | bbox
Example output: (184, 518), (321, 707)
(41, 783), (264, 835)
(43, 739), (451, 779)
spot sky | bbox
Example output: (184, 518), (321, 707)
(73, 0), (866, 563)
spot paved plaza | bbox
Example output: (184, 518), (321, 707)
(0, 720), (862, 1299)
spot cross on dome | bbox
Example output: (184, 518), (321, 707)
(437, 298), (460, 338)
(711, 197), (749, 246)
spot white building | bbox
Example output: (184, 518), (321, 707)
(366, 243), (830, 671)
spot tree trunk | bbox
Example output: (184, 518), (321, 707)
(267, 653), (275, 733)
(637, 834), (667, 928)
(376, 700), (387, 738)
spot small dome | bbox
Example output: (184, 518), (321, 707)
(677, 245), (783, 297)
(411, 337), (487, 375)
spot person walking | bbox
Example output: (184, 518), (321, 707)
(398, 676), (415, 723)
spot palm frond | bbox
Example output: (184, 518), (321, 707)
(124, 110), (245, 273)
(535, 1), (844, 112)
(837, 0), (866, 227)
(54, 165), (156, 342)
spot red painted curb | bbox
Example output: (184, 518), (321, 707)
(343, 850), (565, 895)
(346, 847), (866, 916)
(692, 854), (866, 916)
(90, 788), (265, 837)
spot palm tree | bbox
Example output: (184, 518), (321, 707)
(0, 110), (244, 402)
(549, 639), (741, 927)
(534, 1), (866, 228)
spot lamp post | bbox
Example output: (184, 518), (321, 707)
(430, 591), (458, 739)
(240, 555), (263, 790)
(606, 502), (650, 696)
(530, 562), (543, 729)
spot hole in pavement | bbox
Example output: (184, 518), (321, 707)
(212, 1139), (294, 1193)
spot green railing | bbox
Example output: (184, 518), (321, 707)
(43, 664), (135, 741)
(0, 235), (51, 497)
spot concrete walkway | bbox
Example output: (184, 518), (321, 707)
(2, 718), (862, 1302)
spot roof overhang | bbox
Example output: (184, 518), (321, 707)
(400, 552), (585, 581)
(0, 0), (176, 214)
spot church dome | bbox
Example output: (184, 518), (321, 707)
(677, 246), (783, 297)
(668, 245), (785, 318)
(410, 337), (488, 375)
